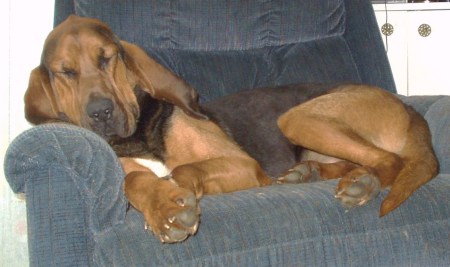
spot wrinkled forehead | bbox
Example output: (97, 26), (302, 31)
(42, 17), (121, 68)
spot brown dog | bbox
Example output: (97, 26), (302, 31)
(25, 15), (272, 243)
(24, 15), (438, 243)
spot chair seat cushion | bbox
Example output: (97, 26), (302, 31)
(93, 175), (450, 266)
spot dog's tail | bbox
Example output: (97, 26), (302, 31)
(380, 158), (438, 216)
(379, 107), (439, 217)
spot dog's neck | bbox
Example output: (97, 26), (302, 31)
(109, 87), (174, 161)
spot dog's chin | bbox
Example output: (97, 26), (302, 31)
(88, 120), (136, 141)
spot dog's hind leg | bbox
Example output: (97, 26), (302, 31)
(278, 85), (438, 215)
(277, 106), (405, 210)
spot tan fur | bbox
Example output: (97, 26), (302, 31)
(119, 109), (271, 242)
(25, 15), (438, 243)
(25, 15), (271, 243)
(278, 84), (438, 216)
(163, 108), (271, 195)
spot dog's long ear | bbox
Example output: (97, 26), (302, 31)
(24, 66), (63, 124)
(120, 41), (208, 120)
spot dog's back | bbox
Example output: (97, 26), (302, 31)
(202, 83), (336, 177)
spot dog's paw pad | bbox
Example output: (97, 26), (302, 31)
(160, 192), (200, 243)
(142, 182), (200, 243)
(172, 193), (199, 228)
(335, 171), (381, 209)
(157, 222), (197, 243)
(277, 162), (321, 184)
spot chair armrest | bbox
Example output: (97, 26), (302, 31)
(399, 95), (450, 174)
(425, 96), (450, 174)
(4, 123), (127, 266)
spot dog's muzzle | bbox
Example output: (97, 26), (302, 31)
(86, 97), (121, 138)
(86, 97), (114, 122)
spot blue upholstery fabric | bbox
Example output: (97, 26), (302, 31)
(71, 0), (346, 50)
(54, 0), (395, 102)
(342, 0), (395, 91)
(425, 97), (450, 174)
(398, 95), (450, 174)
(4, 0), (449, 266)
(5, 102), (450, 266)
(5, 124), (127, 266)
(93, 175), (450, 266)
(147, 37), (361, 102)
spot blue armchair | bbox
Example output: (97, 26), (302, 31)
(5, 0), (449, 266)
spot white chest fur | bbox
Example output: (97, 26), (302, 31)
(132, 158), (171, 177)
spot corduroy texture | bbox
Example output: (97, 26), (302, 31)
(5, 124), (127, 267)
(4, 0), (449, 266)
(5, 97), (450, 266)
(53, 0), (395, 102)
(70, 0), (347, 51)
(94, 177), (450, 267)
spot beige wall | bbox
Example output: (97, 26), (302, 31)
(1, 1), (54, 266)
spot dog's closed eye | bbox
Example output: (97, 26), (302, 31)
(99, 55), (111, 69)
(61, 68), (78, 79)
(98, 45), (118, 70)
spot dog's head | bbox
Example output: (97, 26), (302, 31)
(25, 15), (206, 139)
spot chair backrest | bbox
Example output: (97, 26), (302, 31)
(54, 0), (396, 102)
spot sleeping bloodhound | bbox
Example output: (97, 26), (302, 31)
(24, 15), (438, 243)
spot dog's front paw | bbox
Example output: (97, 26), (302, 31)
(143, 178), (200, 243)
(334, 167), (381, 209)
(125, 173), (200, 243)
(277, 162), (322, 184)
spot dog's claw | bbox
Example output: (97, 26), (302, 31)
(159, 234), (169, 243)
(144, 222), (152, 232)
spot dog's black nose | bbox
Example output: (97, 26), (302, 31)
(86, 98), (114, 122)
